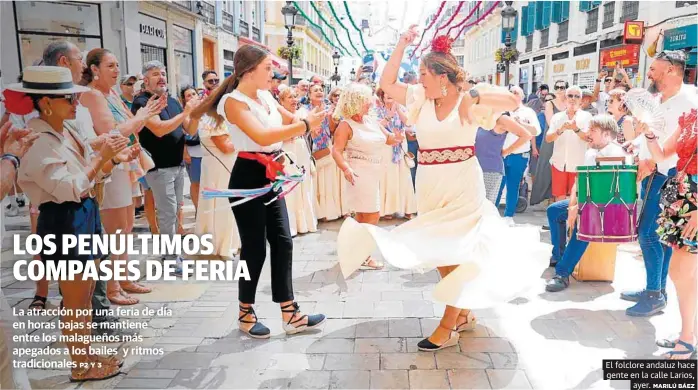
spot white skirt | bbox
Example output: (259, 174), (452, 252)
(283, 138), (318, 236)
(381, 143), (417, 216)
(101, 168), (133, 210)
(315, 153), (342, 221)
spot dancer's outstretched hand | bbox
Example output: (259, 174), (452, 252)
(398, 25), (419, 47)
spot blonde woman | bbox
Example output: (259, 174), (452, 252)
(607, 88), (636, 143)
(279, 88), (318, 236)
(376, 88), (417, 219)
(332, 83), (403, 270)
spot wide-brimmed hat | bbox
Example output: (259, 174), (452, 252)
(6, 66), (89, 95)
(273, 71), (287, 80)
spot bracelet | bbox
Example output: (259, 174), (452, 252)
(645, 133), (657, 141)
(596, 79), (602, 83)
(111, 157), (121, 165)
(302, 119), (310, 134)
(574, 128), (581, 133)
(0, 154), (20, 170)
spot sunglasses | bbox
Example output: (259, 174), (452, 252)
(566, 94), (581, 99)
(207, 79), (219, 84)
(124, 82), (135, 87)
(604, 78), (613, 83)
(656, 51), (686, 67)
(51, 93), (79, 104)
(555, 86), (566, 91)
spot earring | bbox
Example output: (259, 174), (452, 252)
(43, 108), (53, 117)
(440, 83), (447, 97)
(94, 75), (99, 81)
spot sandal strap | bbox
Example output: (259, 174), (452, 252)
(238, 305), (258, 323)
(32, 295), (47, 303)
(676, 340), (696, 351)
(438, 323), (457, 333)
(280, 302), (306, 326)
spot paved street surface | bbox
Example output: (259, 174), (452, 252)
(1, 198), (680, 390)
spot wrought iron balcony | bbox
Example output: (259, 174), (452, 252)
(172, 0), (192, 11)
(240, 20), (249, 37)
(222, 11), (234, 33)
(199, 1), (215, 25)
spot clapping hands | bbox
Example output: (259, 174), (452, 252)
(0, 122), (39, 158)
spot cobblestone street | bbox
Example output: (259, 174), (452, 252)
(1, 200), (680, 389)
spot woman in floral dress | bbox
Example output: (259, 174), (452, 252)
(640, 108), (697, 359)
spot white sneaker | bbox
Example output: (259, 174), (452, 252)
(503, 217), (515, 226)
(5, 203), (19, 217)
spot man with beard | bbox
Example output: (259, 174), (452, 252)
(545, 115), (631, 292)
(132, 61), (199, 264)
(201, 70), (219, 97)
(621, 50), (698, 317)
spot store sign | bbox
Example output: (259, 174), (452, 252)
(139, 14), (167, 48)
(574, 52), (598, 72)
(553, 64), (565, 73)
(623, 21), (644, 44)
(664, 24), (697, 50)
(599, 45), (641, 68)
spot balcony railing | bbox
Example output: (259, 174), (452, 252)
(172, 0), (192, 11)
(222, 11), (234, 33)
(585, 8), (599, 34)
(240, 20), (249, 37)
(252, 26), (260, 42)
(199, 1), (215, 25)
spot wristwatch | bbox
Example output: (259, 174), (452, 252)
(468, 88), (480, 104)
(595, 79), (602, 82)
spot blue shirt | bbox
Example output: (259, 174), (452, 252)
(475, 127), (506, 174)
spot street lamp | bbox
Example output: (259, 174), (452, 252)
(281, 1), (298, 85)
(350, 68), (356, 81)
(501, 1), (517, 87)
(332, 51), (341, 86)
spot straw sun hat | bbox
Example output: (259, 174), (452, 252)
(6, 66), (89, 95)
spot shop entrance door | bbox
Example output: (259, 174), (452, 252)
(204, 40), (216, 72)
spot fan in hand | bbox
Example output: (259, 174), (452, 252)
(624, 88), (666, 134)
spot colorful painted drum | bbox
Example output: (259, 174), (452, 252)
(576, 164), (638, 243)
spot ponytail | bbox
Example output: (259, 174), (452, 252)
(191, 72), (238, 125)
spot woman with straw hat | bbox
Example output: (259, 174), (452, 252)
(11, 66), (136, 381)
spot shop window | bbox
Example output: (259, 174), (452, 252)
(620, 1), (639, 22)
(557, 20), (569, 43)
(172, 25), (195, 90)
(14, 1), (103, 68)
(586, 8), (599, 34)
(456, 55), (465, 67)
(602, 3), (615, 29)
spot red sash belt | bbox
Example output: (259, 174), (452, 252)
(417, 146), (475, 165)
(238, 151), (285, 181)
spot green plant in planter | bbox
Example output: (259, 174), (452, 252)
(495, 48), (520, 63)
(277, 45), (303, 61)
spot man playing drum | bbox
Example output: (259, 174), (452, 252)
(545, 115), (632, 292)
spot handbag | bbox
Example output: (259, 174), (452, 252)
(139, 148), (155, 172)
(660, 153), (695, 208)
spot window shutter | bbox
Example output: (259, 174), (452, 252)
(579, 1), (591, 11)
(552, 1), (562, 23)
(542, 1), (552, 28)
(527, 2), (536, 34)
(591, 1), (602, 8)
(519, 6), (529, 37)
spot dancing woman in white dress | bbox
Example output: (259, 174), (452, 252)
(332, 83), (403, 270)
(337, 28), (549, 351)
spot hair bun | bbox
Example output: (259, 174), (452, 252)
(455, 69), (466, 84)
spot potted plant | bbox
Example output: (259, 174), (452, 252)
(277, 45), (302, 61)
(494, 47), (520, 63)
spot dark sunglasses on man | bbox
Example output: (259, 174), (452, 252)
(207, 78), (220, 85)
(604, 78), (613, 83)
(566, 93), (581, 99)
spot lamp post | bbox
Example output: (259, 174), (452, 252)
(501, 1), (517, 87)
(350, 68), (356, 81)
(281, 1), (298, 85)
(332, 51), (341, 86)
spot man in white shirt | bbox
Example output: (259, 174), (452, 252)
(622, 50), (698, 317)
(546, 115), (630, 292)
(545, 85), (593, 201)
(494, 86), (541, 222)
(593, 70), (612, 114)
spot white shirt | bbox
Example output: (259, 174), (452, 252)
(638, 84), (698, 175)
(503, 105), (541, 154)
(597, 91), (609, 114)
(584, 142), (631, 166)
(216, 90), (283, 153)
(547, 109), (593, 172)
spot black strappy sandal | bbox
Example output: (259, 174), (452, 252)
(238, 305), (270, 339)
(417, 324), (460, 352)
(28, 295), (47, 311)
(280, 302), (326, 335)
